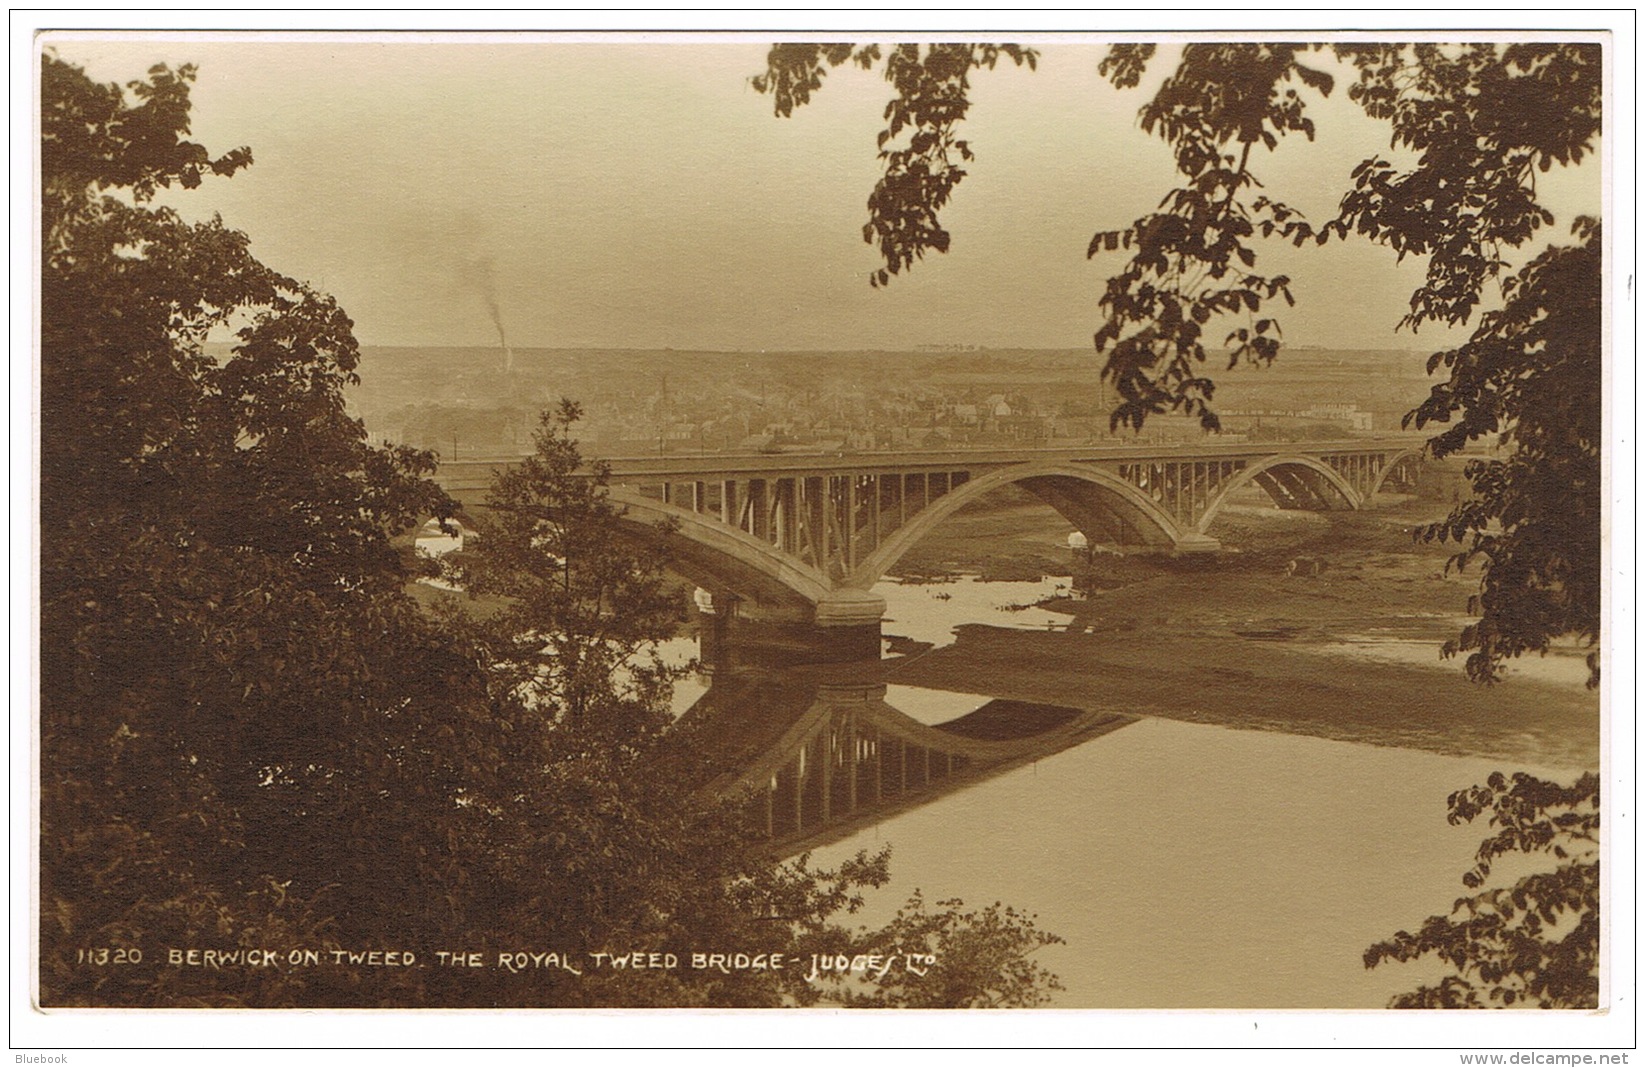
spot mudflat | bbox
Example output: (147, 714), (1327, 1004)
(883, 489), (1600, 771)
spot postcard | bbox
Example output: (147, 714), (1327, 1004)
(15, 13), (1634, 1057)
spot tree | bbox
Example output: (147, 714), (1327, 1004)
(442, 399), (687, 737)
(755, 40), (1602, 687)
(1364, 772), (1599, 1008)
(429, 401), (1069, 1009)
(39, 52), (498, 1006)
(1084, 43), (1603, 1008)
(39, 53), (1065, 1008)
(1409, 221), (1600, 687)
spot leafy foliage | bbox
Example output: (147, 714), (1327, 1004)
(41, 52), (470, 1006)
(1365, 772), (1599, 1008)
(1088, 42), (1599, 446)
(755, 42), (1037, 287)
(40, 53), (1063, 1008)
(1328, 45), (1601, 331)
(1088, 43), (1328, 431)
(41, 55), (251, 245)
(1410, 220), (1601, 685)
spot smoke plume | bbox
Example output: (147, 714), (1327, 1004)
(458, 255), (512, 374)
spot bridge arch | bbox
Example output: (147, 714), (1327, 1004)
(1364, 448), (1427, 499)
(441, 479), (837, 620)
(605, 489), (833, 619)
(725, 686), (1126, 785)
(1195, 453), (1363, 533)
(848, 462), (1195, 591)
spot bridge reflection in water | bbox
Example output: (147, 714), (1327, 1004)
(676, 612), (1135, 854)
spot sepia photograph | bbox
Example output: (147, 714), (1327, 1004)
(15, 11), (1634, 1054)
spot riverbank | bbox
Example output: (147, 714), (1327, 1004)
(879, 494), (1599, 771)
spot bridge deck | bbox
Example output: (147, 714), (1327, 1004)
(435, 436), (1427, 492)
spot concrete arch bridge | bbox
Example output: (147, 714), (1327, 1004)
(436, 439), (1425, 628)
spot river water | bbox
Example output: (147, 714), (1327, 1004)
(802, 575), (1590, 1010)
(417, 521), (1592, 1010)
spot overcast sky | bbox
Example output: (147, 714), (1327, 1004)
(45, 34), (1603, 352)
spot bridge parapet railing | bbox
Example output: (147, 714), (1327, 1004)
(434, 436), (1426, 490)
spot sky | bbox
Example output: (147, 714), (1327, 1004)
(41, 32), (1604, 353)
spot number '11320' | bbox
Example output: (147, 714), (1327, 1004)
(75, 947), (142, 965)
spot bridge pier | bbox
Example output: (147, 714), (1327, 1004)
(696, 597), (882, 670)
(694, 585), (885, 630)
(1173, 532), (1222, 554)
(813, 588), (888, 628)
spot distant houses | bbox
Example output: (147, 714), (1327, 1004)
(1221, 402), (1375, 434)
(355, 348), (1403, 460)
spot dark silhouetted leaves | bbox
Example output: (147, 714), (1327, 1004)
(755, 42), (1036, 288)
(1407, 219), (1601, 686)
(1366, 773), (1598, 1009)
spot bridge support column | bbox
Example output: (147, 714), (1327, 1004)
(696, 585), (887, 632)
(695, 605), (882, 669)
(694, 587), (812, 625)
(813, 588), (886, 628)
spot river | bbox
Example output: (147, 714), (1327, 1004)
(800, 574), (1592, 1010)
(416, 526), (1596, 1009)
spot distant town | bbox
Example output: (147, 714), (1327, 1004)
(347, 345), (1437, 460)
